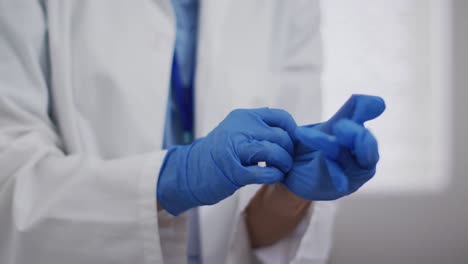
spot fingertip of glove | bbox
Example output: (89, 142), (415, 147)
(351, 94), (386, 123)
(355, 131), (380, 168)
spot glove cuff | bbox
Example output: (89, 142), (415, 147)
(157, 144), (202, 216)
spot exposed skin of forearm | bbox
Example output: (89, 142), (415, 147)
(245, 184), (312, 249)
(158, 185), (311, 249)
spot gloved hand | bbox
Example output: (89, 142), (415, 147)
(283, 94), (386, 200)
(158, 108), (297, 215)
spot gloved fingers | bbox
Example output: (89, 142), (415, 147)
(348, 167), (376, 193)
(292, 123), (321, 142)
(237, 140), (293, 173)
(336, 148), (376, 184)
(350, 94), (386, 125)
(253, 126), (294, 155)
(332, 119), (362, 148)
(354, 129), (379, 168)
(324, 159), (349, 194)
(327, 94), (386, 128)
(239, 165), (285, 185)
(251, 108), (297, 136)
(333, 119), (379, 169)
(294, 126), (341, 160)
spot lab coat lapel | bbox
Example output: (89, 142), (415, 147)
(196, 0), (237, 263)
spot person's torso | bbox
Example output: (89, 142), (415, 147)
(43, 0), (321, 262)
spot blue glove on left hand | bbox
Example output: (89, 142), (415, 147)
(158, 108), (297, 215)
(283, 94), (386, 200)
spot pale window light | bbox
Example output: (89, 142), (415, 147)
(321, 0), (452, 193)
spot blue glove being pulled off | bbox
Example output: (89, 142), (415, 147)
(158, 108), (297, 215)
(283, 94), (386, 200)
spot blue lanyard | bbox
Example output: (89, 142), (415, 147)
(171, 52), (194, 140)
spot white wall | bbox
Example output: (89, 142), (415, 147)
(328, 1), (468, 263)
(321, 0), (451, 194)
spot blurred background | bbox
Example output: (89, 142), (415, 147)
(321, 1), (468, 263)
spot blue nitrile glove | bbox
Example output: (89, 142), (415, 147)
(158, 108), (297, 215)
(283, 94), (386, 200)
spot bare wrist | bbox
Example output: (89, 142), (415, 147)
(261, 184), (312, 218)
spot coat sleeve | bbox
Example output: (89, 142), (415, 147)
(226, 1), (338, 263)
(0, 1), (168, 263)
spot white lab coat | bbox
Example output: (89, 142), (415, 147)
(0, 0), (336, 263)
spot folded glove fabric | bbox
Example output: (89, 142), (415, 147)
(283, 94), (386, 200)
(158, 108), (297, 215)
